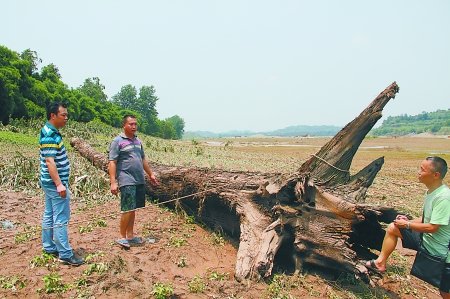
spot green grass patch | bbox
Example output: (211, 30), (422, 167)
(0, 130), (37, 146)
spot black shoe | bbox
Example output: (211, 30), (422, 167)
(44, 251), (59, 258)
(59, 255), (84, 266)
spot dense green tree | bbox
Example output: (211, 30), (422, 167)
(77, 77), (108, 103)
(138, 85), (159, 135)
(40, 63), (61, 82)
(112, 84), (162, 136)
(0, 46), (21, 124)
(0, 44), (185, 139)
(138, 85), (158, 117)
(112, 84), (137, 110)
(372, 109), (450, 136)
(165, 115), (185, 139)
(20, 49), (41, 76)
(158, 119), (176, 139)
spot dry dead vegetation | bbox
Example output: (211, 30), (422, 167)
(0, 121), (449, 298)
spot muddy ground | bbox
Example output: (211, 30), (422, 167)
(0, 188), (444, 299)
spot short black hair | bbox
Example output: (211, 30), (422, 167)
(426, 156), (448, 179)
(122, 114), (137, 126)
(46, 102), (68, 120)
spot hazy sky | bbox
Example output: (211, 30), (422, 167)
(2, 1), (449, 132)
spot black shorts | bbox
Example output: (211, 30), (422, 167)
(441, 265), (450, 293)
(119, 184), (145, 212)
(399, 228), (421, 251)
(400, 228), (450, 293)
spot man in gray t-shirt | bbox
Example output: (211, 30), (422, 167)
(108, 114), (158, 248)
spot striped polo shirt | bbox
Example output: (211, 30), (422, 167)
(39, 122), (70, 187)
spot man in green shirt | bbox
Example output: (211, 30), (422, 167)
(366, 156), (450, 298)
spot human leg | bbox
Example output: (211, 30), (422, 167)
(367, 222), (402, 271)
(367, 222), (420, 272)
(51, 184), (72, 259)
(42, 185), (57, 253)
(126, 211), (136, 239)
(116, 212), (132, 248)
(126, 185), (145, 240)
(376, 223), (403, 268)
(120, 211), (133, 239)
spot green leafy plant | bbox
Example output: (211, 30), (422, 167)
(84, 251), (105, 263)
(184, 215), (195, 224)
(210, 232), (225, 246)
(83, 262), (108, 276)
(152, 282), (174, 299)
(188, 275), (206, 293)
(0, 275), (26, 291)
(78, 218), (107, 233)
(96, 219), (107, 227)
(176, 256), (187, 268)
(40, 272), (69, 294)
(209, 271), (228, 281)
(14, 225), (38, 244)
(168, 236), (187, 248)
(74, 277), (88, 287)
(78, 223), (95, 233)
(30, 251), (57, 268)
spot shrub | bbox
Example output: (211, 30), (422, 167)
(152, 282), (174, 299)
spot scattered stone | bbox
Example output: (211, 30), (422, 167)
(1, 220), (15, 230)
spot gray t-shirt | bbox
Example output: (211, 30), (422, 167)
(108, 133), (146, 188)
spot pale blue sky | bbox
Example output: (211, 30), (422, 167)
(2, 1), (449, 132)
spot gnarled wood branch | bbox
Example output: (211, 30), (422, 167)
(71, 82), (402, 283)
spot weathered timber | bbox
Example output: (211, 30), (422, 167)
(71, 82), (402, 283)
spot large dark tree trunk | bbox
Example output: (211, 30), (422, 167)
(71, 82), (401, 283)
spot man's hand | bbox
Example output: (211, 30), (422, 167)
(110, 181), (119, 195)
(149, 173), (159, 186)
(56, 183), (67, 198)
(394, 216), (410, 229)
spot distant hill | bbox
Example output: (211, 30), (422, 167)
(184, 125), (342, 139)
(268, 125), (341, 137)
(371, 109), (450, 136)
(184, 109), (450, 139)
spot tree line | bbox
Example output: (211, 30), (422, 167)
(371, 109), (450, 136)
(0, 45), (184, 139)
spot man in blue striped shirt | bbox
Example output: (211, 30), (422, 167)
(39, 102), (83, 266)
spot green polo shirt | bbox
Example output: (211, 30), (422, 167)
(422, 184), (450, 263)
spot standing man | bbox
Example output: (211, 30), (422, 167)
(108, 115), (158, 248)
(366, 156), (450, 298)
(40, 102), (84, 266)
